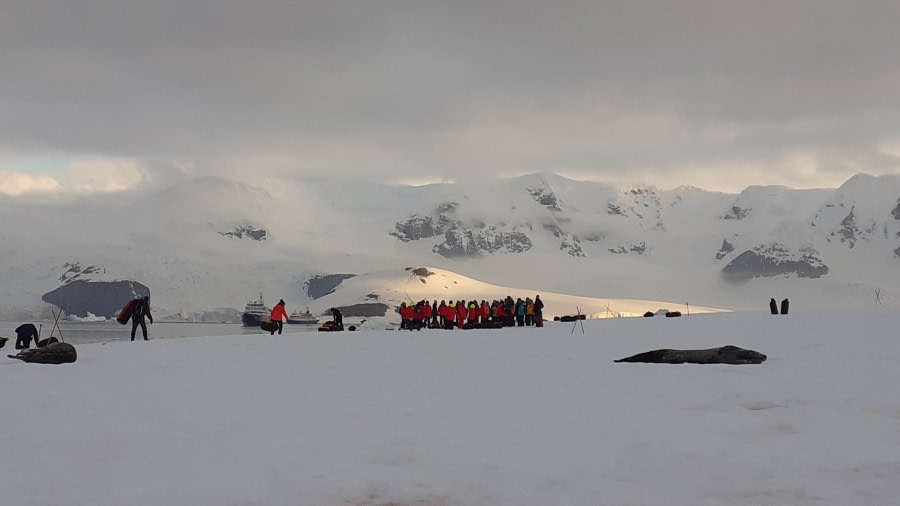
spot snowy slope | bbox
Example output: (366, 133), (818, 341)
(3, 308), (900, 505)
(310, 267), (725, 327)
(2, 172), (900, 319)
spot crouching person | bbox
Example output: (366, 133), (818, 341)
(15, 323), (38, 349)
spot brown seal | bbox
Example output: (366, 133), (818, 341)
(614, 345), (766, 365)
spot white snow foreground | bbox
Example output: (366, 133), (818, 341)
(2, 309), (899, 505)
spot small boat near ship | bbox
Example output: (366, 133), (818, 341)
(287, 306), (319, 325)
(242, 293), (270, 327)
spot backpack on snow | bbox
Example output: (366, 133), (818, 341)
(116, 299), (138, 325)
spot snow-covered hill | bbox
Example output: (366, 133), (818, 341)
(2, 172), (900, 319)
(308, 267), (726, 328)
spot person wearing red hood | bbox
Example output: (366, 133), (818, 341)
(456, 300), (467, 329)
(270, 299), (288, 335)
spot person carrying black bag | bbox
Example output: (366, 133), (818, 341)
(131, 296), (153, 341)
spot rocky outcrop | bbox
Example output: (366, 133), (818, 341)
(608, 242), (647, 255)
(432, 227), (532, 258)
(305, 274), (357, 299)
(219, 225), (267, 241)
(559, 234), (584, 257)
(722, 205), (750, 220)
(716, 239), (735, 260)
(826, 206), (875, 249)
(604, 187), (667, 233)
(390, 214), (453, 242)
(528, 187), (562, 211)
(42, 280), (150, 318)
(58, 262), (105, 284)
(722, 243), (828, 282)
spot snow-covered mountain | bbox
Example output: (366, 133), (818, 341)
(3, 172), (900, 320)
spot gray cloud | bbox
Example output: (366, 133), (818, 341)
(2, 1), (899, 191)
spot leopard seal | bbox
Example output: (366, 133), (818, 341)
(614, 345), (766, 365)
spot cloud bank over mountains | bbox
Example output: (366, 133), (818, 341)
(2, 2), (899, 194)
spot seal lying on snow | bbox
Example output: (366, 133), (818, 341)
(8, 342), (77, 364)
(614, 345), (766, 365)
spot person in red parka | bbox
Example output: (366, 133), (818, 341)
(399, 302), (414, 330)
(467, 301), (478, 327)
(422, 300), (433, 327)
(270, 299), (288, 335)
(456, 300), (467, 329)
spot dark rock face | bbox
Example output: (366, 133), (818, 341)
(559, 235), (584, 257)
(722, 205), (750, 220)
(9, 342), (77, 364)
(825, 206), (875, 249)
(716, 239), (735, 260)
(390, 214), (453, 242)
(58, 262), (104, 284)
(608, 242), (647, 255)
(42, 280), (150, 318)
(432, 228), (533, 258)
(892, 199), (900, 220)
(392, 202), (534, 258)
(722, 243), (828, 282)
(528, 187), (562, 211)
(219, 225), (267, 241)
(614, 345), (766, 365)
(304, 274), (357, 299)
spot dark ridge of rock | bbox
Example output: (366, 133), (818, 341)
(59, 262), (105, 284)
(716, 239), (735, 260)
(42, 280), (150, 318)
(304, 274), (357, 299)
(892, 199), (900, 220)
(559, 235), (584, 257)
(615, 345), (766, 365)
(390, 214), (452, 242)
(411, 267), (435, 277)
(220, 225), (267, 241)
(330, 303), (389, 317)
(432, 228), (533, 258)
(527, 187), (562, 211)
(608, 242), (647, 255)
(722, 244), (828, 282)
(722, 205), (750, 220)
(390, 203), (457, 242)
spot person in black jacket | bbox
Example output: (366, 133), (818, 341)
(534, 295), (545, 328)
(131, 296), (153, 341)
(330, 307), (343, 331)
(15, 323), (38, 349)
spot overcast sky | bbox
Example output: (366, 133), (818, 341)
(2, 1), (899, 195)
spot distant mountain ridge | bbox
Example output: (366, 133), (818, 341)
(1, 172), (899, 319)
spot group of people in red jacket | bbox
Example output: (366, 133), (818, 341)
(398, 295), (544, 331)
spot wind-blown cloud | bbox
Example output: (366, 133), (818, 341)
(1, 1), (898, 192)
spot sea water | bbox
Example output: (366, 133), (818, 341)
(0, 320), (320, 346)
